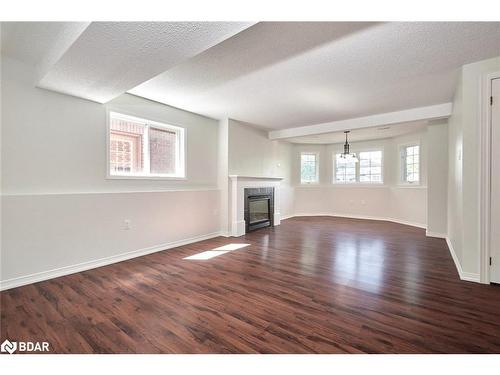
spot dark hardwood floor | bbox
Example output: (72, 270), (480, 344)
(2, 216), (500, 353)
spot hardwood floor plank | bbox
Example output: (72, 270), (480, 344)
(2, 216), (500, 353)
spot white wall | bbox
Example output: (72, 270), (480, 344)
(1, 56), (221, 288)
(427, 120), (448, 236)
(291, 130), (429, 227)
(447, 73), (464, 266)
(447, 55), (500, 278)
(228, 119), (294, 218)
(2, 57), (219, 195)
(2, 50), (475, 289)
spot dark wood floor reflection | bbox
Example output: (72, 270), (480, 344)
(2, 216), (500, 353)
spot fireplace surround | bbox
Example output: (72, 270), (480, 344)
(244, 187), (274, 232)
(227, 175), (283, 237)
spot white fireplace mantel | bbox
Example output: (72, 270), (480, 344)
(228, 175), (284, 237)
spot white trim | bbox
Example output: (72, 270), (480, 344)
(398, 141), (421, 185)
(106, 110), (187, 180)
(300, 151), (320, 184)
(329, 183), (388, 188)
(105, 175), (188, 181)
(1, 187), (220, 197)
(446, 237), (481, 283)
(391, 185), (428, 189)
(269, 103), (453, 140)
(228, 175), (284, 181)
(290, 213), (427, 229)
(425, 231), (447, 239)
(333, 147), (385, 185)
(479, 71), (500, 284)
(0, 231), (222, 291)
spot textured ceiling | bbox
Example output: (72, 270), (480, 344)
(38, 22), (254, 103)
(129, 22), (500, 130)
(1, 22), (88, 66)
(1, 22), (254, 103)
(2, 22), (500, 132)
(1, 22), (90, 81)
(286, 121), (428, 144)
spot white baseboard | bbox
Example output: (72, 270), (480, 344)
(445, 237), (480, 283)
(230, 220), (246, 237)
(0, 231), (222, 291)
(426, 230), (447, 239)
(291, 213), (427, 229)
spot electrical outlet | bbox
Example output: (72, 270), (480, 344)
(123, 220), (131, 230)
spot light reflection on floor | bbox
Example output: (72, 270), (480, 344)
(183, 243), (250, 260)
(332, 236), (385, 294)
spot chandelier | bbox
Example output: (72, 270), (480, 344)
(338, 131), (359, 163)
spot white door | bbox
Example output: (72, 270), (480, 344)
(491, 77), (500, 283)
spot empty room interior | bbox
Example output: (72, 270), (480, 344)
(2, 21), (500, 355)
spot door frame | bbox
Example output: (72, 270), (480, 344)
(480, 71), (500, 284)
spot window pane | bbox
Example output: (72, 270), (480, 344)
(358, 150), (383, 183)
(403, 145), (420, 183)
(335, 153), (356, 183)
(109, 117), (144, 174)
(109, 113), (184, 177)
(149, 127), (177, 174)
(301, 154), (318, 183)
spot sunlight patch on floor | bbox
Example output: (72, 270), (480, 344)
(183, 243), (250, 260)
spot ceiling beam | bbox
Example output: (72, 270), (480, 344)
(37, 22), (256, 103)
(268, 103), (453, 140)
(34, 22), (90, 84)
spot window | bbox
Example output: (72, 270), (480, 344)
(334, 150), (383, 184)
(359, 151), (383, 183)
(401, 145), (420, 183)
(300, 153), (319, 184)
(108, 112), (185, 178)
(335, 154), (357, 183)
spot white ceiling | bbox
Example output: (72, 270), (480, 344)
(1, 22), (254, 103)
(129, 22), (500, 130)
(1, 22), (88, 66)
(2, 22), (500, 133)
(286, 120), (428, 144)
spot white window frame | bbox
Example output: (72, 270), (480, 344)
(333, 153), (357, 184)
(106, 111), (186, 180)
(300, 152), (320, 184)
(333, 148), (384, 185)
(399, 142), (420, 185)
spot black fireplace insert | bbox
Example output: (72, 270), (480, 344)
(244, 187), (274, 233)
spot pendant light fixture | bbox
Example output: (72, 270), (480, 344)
(338, 131), (359, 163)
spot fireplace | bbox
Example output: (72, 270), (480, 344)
(244, 187), (274, 233)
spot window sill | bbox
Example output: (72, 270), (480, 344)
(106, 174), (187, 181)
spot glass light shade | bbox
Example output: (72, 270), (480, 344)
(338, 153), (359, 163)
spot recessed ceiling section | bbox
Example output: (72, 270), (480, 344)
(286, 120), (428, 144)
(35, 22), (255, 103)
(129, 22), (500, 130)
